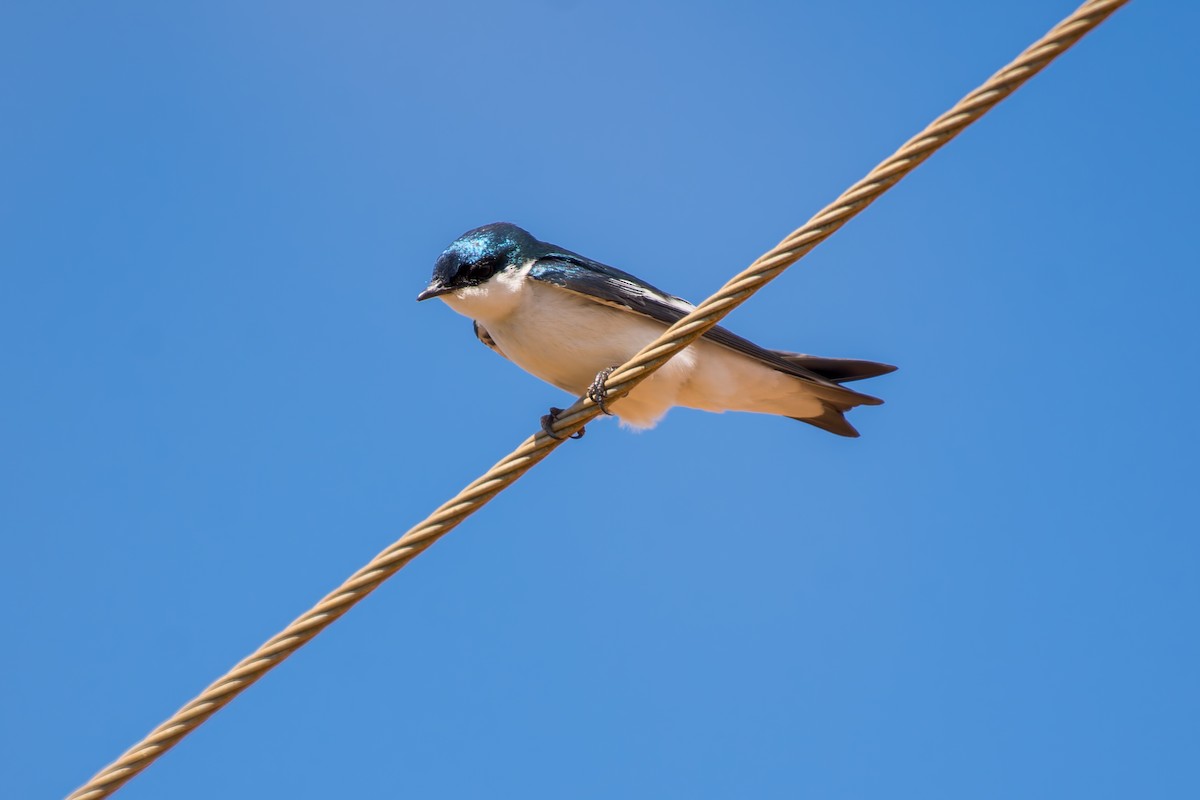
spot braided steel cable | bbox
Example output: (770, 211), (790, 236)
(66, 1), (1129, 797)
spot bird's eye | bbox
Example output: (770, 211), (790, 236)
(467, 255), (501, 282)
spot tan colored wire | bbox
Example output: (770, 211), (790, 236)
(66, 1), (1129, 797)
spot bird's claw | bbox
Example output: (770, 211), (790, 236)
(540, 366), (618, 439)
(540, 407), (585, 440)
(588, 366), (618, 416)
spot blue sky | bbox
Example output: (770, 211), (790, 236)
(3, 1), (1197, 798)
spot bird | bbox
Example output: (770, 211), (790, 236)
(418, 222), (895, 438)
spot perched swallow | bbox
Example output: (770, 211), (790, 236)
(419, 223), (895, 438)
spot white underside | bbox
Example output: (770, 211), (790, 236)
(440, 264), (825, 428)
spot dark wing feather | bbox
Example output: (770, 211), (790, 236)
(774, 353), (897, 383)
(473, 320), (508, 360)
(528, 253), (880, 400)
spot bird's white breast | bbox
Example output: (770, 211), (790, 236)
(439, 265), (697, 427)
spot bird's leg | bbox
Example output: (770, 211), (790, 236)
(540, 407), (585, 440)
(587, 366), (619, 416)
(540, 365), (618, 439)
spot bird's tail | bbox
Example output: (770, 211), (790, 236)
(774, 352), (897, 438)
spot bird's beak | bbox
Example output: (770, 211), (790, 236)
(416, 283), (453, 302)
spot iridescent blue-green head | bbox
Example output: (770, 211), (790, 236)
(418, 222), (545, 301)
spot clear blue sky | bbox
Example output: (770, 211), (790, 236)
(3, 2), (1197, 798)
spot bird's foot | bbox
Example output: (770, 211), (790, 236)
(540, 407), (585, 440)
(588, 366), (619, 416)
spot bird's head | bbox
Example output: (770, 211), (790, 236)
(418, 222), (542, 302)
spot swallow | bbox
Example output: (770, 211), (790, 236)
(419, 223), (895, 438)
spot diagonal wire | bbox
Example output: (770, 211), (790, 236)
(65, 1), (1129, 797)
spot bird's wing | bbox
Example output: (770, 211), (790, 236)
(473, 320), (509, 360)
(527, 252), (875, 395)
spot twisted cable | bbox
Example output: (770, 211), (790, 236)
(66, 1), (1129, 797)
